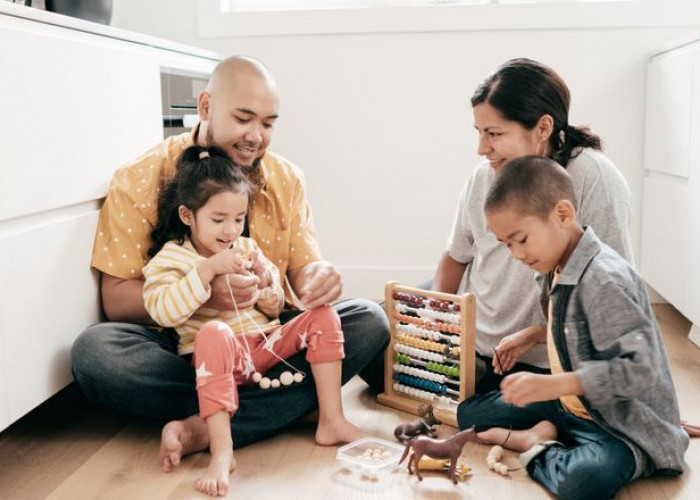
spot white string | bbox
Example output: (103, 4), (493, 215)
(224, 273), (306, 378)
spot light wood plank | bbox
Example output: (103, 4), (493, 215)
(1, 303), (700, 499)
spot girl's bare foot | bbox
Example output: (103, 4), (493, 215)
(476, 421), (557, 453)
(315, 417), (366, 446)
(196, 448), (236, 497)
(158, 416), (210, 472)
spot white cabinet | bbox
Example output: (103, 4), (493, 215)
(641, 37), (700, 334)
(0, 212), (100, 424)
(0, 7), (217, 431)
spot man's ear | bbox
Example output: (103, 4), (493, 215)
(198, 91), (211, 122)
(554, 199), (576, 225)
(178, 205), (193, 226)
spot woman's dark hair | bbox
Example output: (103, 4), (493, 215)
(471, 58), (601, 167)
(148, 145), (252, 257)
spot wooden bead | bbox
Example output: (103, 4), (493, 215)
(280, 371), (294, 386)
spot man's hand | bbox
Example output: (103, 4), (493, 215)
(248, 250), (271, 290)
(493, 325), (545, 374)
(206, 272), (260, 311)
(501, 372), (582, 407)
(292, 260), (342, 309)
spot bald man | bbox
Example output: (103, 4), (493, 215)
(72, 56), (389, 465)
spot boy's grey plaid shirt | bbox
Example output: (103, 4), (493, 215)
(538, 227), (688, 479)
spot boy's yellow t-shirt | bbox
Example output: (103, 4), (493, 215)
(547, 269), (592, 420)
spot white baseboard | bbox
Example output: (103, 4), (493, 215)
(645, 282), (668, 304)
(338, 266), (434, 302)
(689, 324), (700, 350)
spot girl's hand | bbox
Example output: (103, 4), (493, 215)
(493, 325), (545, 374)
(206, 248), (248, 277)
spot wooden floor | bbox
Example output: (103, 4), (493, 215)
(1, 304), (699, 499)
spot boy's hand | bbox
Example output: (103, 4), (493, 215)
(493, 325), (545, 374)
(501, 372), (555, 407)
(501, 372), (583, 407)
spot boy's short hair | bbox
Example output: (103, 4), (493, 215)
(485, 155), (576, 219)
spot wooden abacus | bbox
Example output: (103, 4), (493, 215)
(377, 282), (476, 427)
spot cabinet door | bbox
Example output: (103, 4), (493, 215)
(0, 15), (163, 222)
(641, 44), (700, 328)
(644, 46), (694, 178)
(0, 211), (100, 424)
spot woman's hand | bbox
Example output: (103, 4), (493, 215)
(493, 325), (545, 374)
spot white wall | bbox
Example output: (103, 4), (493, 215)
(112, 0), (700, 300)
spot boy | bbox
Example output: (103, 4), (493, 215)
(457, 156), (687, 499)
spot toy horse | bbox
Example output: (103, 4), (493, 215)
(399, 427), (477, 484)
(393, 403), (442, 444)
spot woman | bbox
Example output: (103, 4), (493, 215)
(433, 58), (632, 392)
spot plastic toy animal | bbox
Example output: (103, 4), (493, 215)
(399, 427), (477, 484)
(393, 403), (442, 444)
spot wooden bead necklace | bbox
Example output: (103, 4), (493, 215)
(226, 274), (307, 389)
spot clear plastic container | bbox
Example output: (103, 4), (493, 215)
(335, 437), (406, 478)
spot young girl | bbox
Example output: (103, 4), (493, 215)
(143, 145), (365, 497)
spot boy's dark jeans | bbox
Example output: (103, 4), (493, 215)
(458, 391), (635, 500)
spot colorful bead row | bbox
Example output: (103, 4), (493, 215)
(394, 373), (447, 394)
(393, 292), (426, 306)
(395, 303), (461, 325)
(397, 323), (460, 346)
(393, 373), (460, 399)
(394, 353), (461, 377)
(393, 363), (458, 385)
(428, 298), (461, 313)
(393, 342), (459, 365)
(393, 292), (461, 314)
(393, 382), (455, 406)
(394, 312), (461, 334)
(396, 334), (445, 353)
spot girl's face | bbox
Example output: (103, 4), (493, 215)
(180, 190), (249, 258)
(473, 102), (551, 170)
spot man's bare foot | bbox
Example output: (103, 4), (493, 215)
(476, 421), (557, 453)
(315, 417), (366, 446)
(159, 416), (210, 472)
(196, 449), (236, 497)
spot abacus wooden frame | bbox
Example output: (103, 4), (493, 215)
(377, 281), (476, 427)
